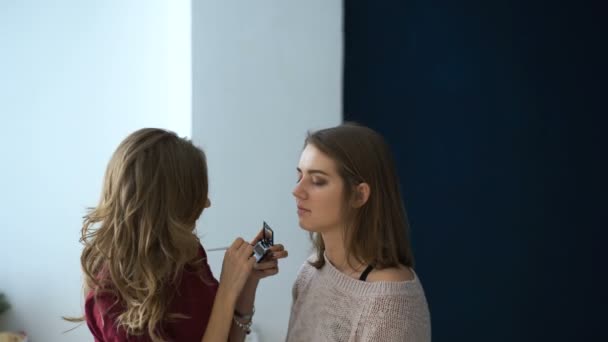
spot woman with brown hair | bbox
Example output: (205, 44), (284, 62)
(72, 128), (287, 341)
(287, 123), (431, 341)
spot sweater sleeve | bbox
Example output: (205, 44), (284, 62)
(360, 294), (431, 342)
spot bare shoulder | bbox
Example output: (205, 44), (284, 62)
(367, 264), (415, 282)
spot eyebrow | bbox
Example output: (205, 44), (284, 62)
(296, 167), (330, 176)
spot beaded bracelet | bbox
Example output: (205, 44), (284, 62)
(233, 315), (253, 334)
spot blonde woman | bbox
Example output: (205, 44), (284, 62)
(287, 123), (431, 341)
(74, 128), (287, 341)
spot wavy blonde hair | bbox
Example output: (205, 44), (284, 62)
(74, 128), (209, 341)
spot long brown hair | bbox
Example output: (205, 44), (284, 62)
(72, 128), (209, 341)
(306, 123), (415, 270)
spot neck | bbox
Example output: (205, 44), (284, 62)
(322, 228), (365, 275)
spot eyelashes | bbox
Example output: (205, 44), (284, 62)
(296, 176), (326, 186)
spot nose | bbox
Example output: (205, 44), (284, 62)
(205, 198), (211, 208)
(292, 181), (306, 200)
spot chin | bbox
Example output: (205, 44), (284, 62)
(299, 220), (323, 234)
(298, 219), (321, 233)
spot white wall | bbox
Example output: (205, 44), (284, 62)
(0, 1), (342, 341)
(192, 1), (342, 341)
(0, 1), (191, 341)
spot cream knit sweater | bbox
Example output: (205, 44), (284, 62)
(286, 255), (431, 342)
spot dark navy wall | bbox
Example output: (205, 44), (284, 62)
(343, 1), (606, 341)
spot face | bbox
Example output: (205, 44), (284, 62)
(293, 144), (346, 233)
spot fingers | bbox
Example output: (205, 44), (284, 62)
(250, 243), (287, 280)
(254, 259), (278, 271)
(229, 237), (247, 251)
(248, 255), (257, 268)
(229, 237), (253, 256)
(238, 248), (254, 269)
(260, 267), (279, 276)
(236, 238), (253, 254)
(241, 244), (254, 260)
(269, 244), (283, 252)
(228, 237), (287, 282)
(250, 228), (265, 245)
(220, 238), (255, 292)
(227, 238), (255, 268)
(253, 260), (279, 278)
(268, 244), (288, 260)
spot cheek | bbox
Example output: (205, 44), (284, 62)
(314, 186), (344, 220)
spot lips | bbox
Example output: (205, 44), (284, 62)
(297, 205), (310, 216)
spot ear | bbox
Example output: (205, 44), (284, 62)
(352, 182), (370, 208)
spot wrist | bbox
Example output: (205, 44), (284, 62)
(245, 276), (260, 288)
(233, 305), (255, 335)
(234, 305), (255, 321)
(234, 280), (257, 316)
(238, 279), (258, 302)
(215, 286), (238, 309)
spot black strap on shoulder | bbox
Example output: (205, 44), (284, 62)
(359, 265), (374, 281)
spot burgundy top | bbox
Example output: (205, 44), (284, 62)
(85, 245), (219, 341)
